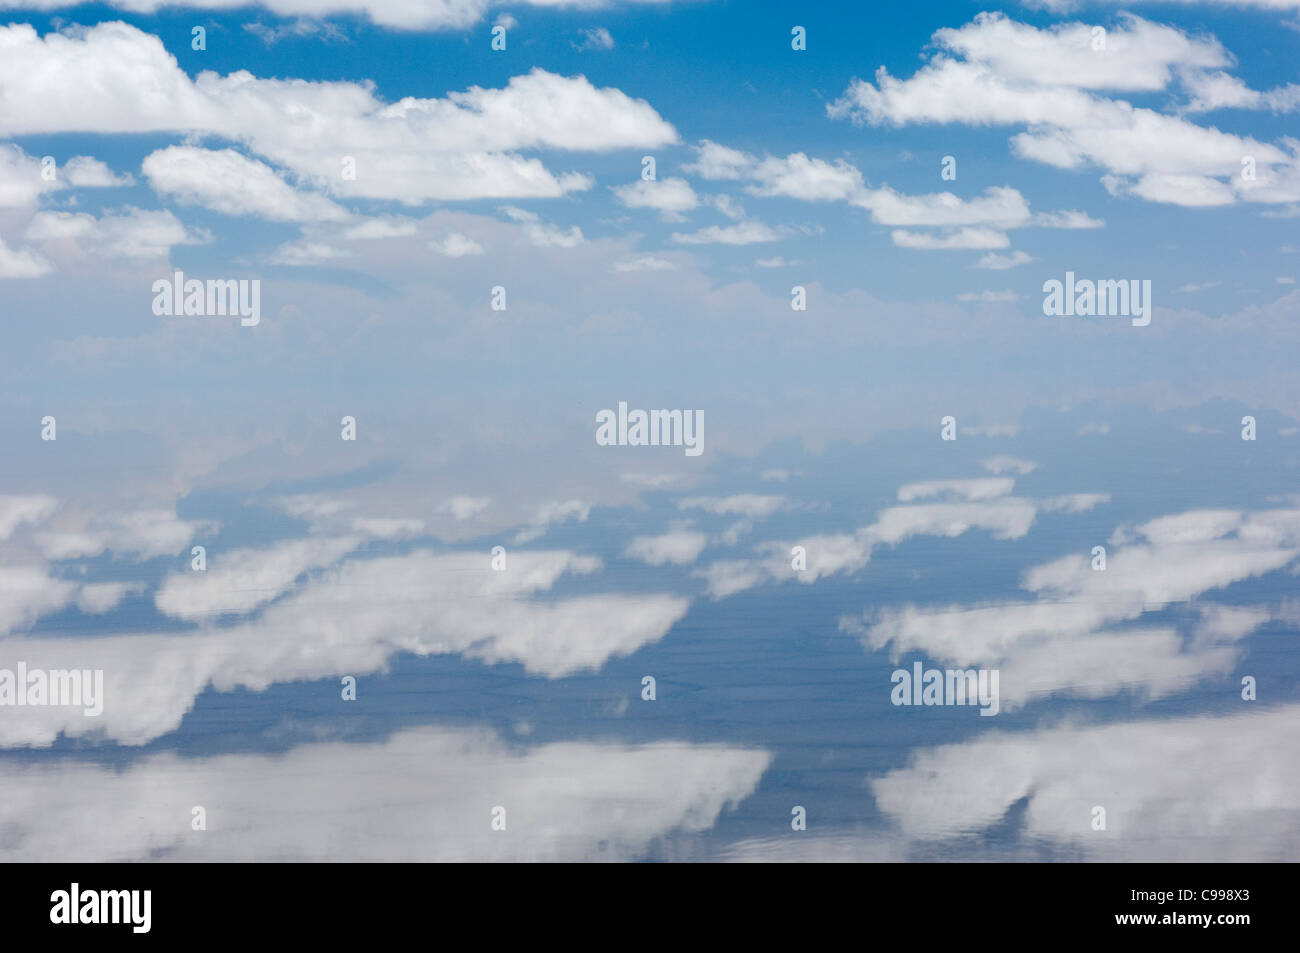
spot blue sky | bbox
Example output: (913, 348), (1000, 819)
(1, 0), (1299, 861)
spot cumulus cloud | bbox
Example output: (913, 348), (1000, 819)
(0, 235), (53, 278)
(268, 240), (353, 265)
(143, 146), (350, 222)
(577, 26), (615, 51)
(34, 508), (216, 561)
(892, 228), (1009, 250)
(0, 494), (59, 538)
(896, 478), (1015, 501)
(842, 505), (1298, 708)
(695, 477), (1108, 598)
(501, 206), (584, 247)
(431, 232), (486, 257)
(153, 535), (363, 621)
(0, 144), (131, 208)
(0, 566), (78, 637)
(612, 177), (699, 220)
(872, 704), (1300, 860)
(614, 254), (678, 272)
(438, 495), (491, 520)
(0, 548), (690, 746)
(828, 12), (1300, 209)
(980, 457), (1037, 475)
(24, 207), (207, 261)
(683, 140), (1091, 243)
(0, 724), (770, 861)
(671, 221), (783, 245)
(342, 217), (418, 239)
(61, 155), (134, 188)
(513, 500), (590, 543)
(624, 526), (709, 566)
(0, 0), (683, 34)
(0, 24), (676, 204)
(976, 250), (1034, 270)
(678, 495), (787, 518)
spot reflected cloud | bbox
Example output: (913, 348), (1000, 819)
(0, 726), (771, 861)
(844, 506), (1298, 708)
(872, 704), (1300, 860)
(0, 549), (689, 747)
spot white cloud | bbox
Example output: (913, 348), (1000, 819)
(897, 478), (1015, 502)
(892, 228), (1009, 250)
(154, 536), (362, 621)
(956, 290), (1018, 302)
(0, 146), (130, 208)
(0, 236), (52, 278)
(143, 146), (349, 222)
(871, 704), (1300, 859)
(694, 476), (1114, 598)
(678, 495), (787, 518)
(747, 153), (865, 202)
(0, 566), (78, 636)
(25, 207), (207, 261)
(828, 13), (1300, 209)
(686, 141), (1088, 239)
(244, 17), (349, 45)
(0, 725), (770, 861)
(1032, 209), (1105, 229)
(34, 508), (215, 561)
(0, 548), (690, 746)
(975, 250), (1034, 270)
(612, 177), (698, 219)
(342, 217), (418, 239)
(1182, 70), (1300, 113)
(350, 518), (426, 539)
(671, 221), (782, 245)
(0, 0), (692, 34)
(513, 500), (590, 543)
(431, 232), (485, 257)
(979, 456), (1036, 475)
(0, 144), (56, 208)
(62, 155), (134, 188)
(859, 184), (1030, 228)
(684, 139), (754, 180)
(0, 495), (58, 537)
(268, 240), (353, 265)
(614, 255), (678, 272)
(1040, 492), (1110, 512)
(0, 25), (676, 203)
(625, 527), (709, 566)
(438, 495), (491, 520)
(843, 506), (1297, 708)
(577, 26), (615, 50)
(75, 582), (140, 614)
(501, 206), (584, 247)
(709, 193), (745, 220)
